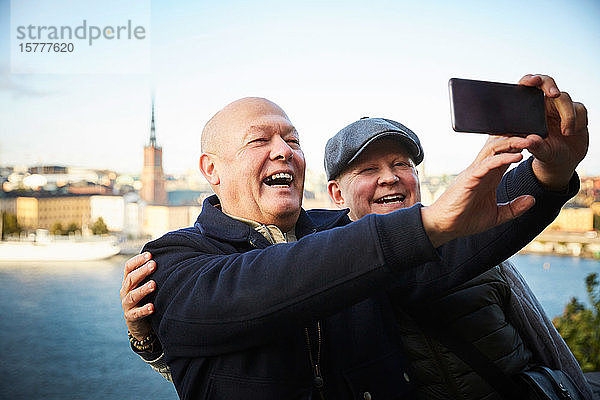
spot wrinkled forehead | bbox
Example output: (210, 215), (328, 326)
(242, 115), (298, 140)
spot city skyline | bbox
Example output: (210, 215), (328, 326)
(1, 0), (599, 176)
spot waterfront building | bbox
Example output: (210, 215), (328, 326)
(134, 100), (201, 238)
(15, 194), (91, 231)
(547, 205), (595, 233)
(90, 195), (126, 231)
(140, 100), (167, 205)
(0, 193), (125, 233)
(143, 204), (201, 239)
(124, 199), (144, 238)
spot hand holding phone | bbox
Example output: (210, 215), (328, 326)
(449, 78), (547, 138)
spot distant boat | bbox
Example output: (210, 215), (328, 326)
(0, 230), (120, 262)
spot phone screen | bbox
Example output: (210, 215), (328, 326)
(449, 78), (547, 137)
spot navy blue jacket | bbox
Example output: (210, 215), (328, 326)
(142, 159), (578, 399)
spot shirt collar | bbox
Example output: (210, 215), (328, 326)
(224, 212), (297, 244)
(196, 194), (347, 243)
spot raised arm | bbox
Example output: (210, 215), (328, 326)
(143, 137), (550, 357)
(395, 73), (588, 300)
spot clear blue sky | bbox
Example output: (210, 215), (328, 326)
(1, 0), (599, 176)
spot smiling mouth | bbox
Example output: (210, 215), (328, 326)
(374, 194), (406, 204)
(263, 172), (293, 188)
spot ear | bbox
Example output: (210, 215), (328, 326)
(199, 153), (220, 185)
(327, 180), (346, 208)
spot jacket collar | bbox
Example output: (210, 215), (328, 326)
(195, 194), (349, 244)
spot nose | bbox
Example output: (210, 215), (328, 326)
(270, 136), (294, 161)
(378, 168), (399, 185)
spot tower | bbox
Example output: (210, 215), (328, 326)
(141, 99), (167, 205)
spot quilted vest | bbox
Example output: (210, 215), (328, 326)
(393, 265), (532, 400)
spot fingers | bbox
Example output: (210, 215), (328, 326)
(124, 252), (152, 278)
(127, 279), (155, 307)
(551, 92), (576, 136)
(574, 102), (588, 132)
(125, 304), (155, 324)
(120, 252), (157, 337)
(518, 74), (542, 86)
(123, 281), (156, 321)
(496, 195), (536, 225)
(519, 74), (560, 97)
(472, 151), (524, 179)
(125, 301), (155, 321)
(130, 260), (156, 289)
(519, 74), (586, 137)
(490, 136), (531, 154)
(522, 133), (549, 160)
(475, 136), (531, 164)
(120, 259), (156, 299)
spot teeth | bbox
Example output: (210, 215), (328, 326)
(270, 173), (292, 181)
(376, 195), (405, 204)
(263, 172), (293, 186)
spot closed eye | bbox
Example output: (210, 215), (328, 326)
(394, 162), (413, 169)
(249, 138), (268, 144)
(360, 167), (376, 174)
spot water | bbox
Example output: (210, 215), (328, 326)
(0, 257), (178, 400)
(0, 254), (598, 399)
(510, 253), (600, 318)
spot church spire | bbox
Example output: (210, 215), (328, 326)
(141, 96), (167, 205)
(149, 98), (157, 147)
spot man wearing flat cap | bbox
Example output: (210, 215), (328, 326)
(324, 117), (592, 399)
(325, 117), (424, 222)
(120, 75), (589, 399)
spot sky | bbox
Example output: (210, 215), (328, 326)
(0, 0), (599, 177)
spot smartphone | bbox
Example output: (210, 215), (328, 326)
(449, 78), (547, 137)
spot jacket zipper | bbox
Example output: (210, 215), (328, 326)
(250, 228), (325, 398)
(304, 321), (325, 400)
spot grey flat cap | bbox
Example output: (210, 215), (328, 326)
(324, 117), (424, 180)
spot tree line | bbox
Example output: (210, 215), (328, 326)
(1, 212), (109, 238)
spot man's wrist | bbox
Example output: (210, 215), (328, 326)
(420, 205), (454, 248)
(531, 158), (574, 192)
(128, 330), (162, 354)
(374, 204), (440, 268)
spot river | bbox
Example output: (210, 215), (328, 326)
(0, 254), (598, 399)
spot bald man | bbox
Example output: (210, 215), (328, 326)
(123, 77), (586, 399)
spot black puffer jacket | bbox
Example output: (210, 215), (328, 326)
(394, 265), (532, 400)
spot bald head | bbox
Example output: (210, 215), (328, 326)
(201, 97), (290, 154)
(198, 96), (305, 231)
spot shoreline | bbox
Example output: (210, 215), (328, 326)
(518, 248), (600, 261)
